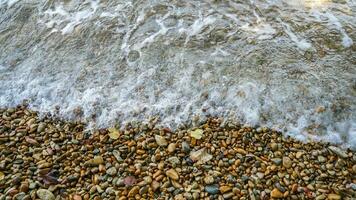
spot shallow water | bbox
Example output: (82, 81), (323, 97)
(0, 0), (355, 147)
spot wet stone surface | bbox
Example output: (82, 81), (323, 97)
(0, 106), (355, 199)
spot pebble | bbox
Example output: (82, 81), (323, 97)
(270, 143), (278, 151)
(205, 185), (219, 194)
(155, 135), (168, 146)
(270, 188), (284, 199)
(168, 157), (180, 165)
(352, 165), (356, 174)
(73, 195), (82, 200)
(166, 169), (179, 180)
(85, 156), (104, 166)
(36, 189), (55, 200)
(223, 192), (234, 199)
(271, 158), (282, 165)
(318, 155), (326, 162)
(167, 143), (176, 153)
(128, 186), (139, 197)
(181, 141), (190, 152)
(106, 167), (117, 176)
(327, 194), (341, 200)
(1, 107), (356, 199)
(328, 146), (348, 159)
(203, 175), (214, 184)
(296, 152), (303, 159)
(220, 186), (232, 193)
(283, 157), (292, 168)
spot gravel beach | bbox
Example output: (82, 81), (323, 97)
(0, 105), (355, 200)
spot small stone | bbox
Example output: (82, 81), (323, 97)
(168, 157), (180, 165)
(204, 175), (214, 184)
(315, 194), (326, 200)
(318, 156), (326, 162)
(151, 181), (160, 191)
(220, 186), (232, 193)
(205, 185), (219, 194)
(139, 186), (149, 195)
(19, 182), (29, 193)
(328, 146), (347, 159)
(327, 194), (341, 200)
(85, 156), (104, 166)
(25, 136), (39, 145)
(271, 158), (282, 165)
(37, 123), (46, 132)
(166, 169), (179, 180)
(167, 143), (176, 153)
(155, 135), (168, 146)
(38, 162), (52, 169)
(36, 189), (55, 200)
(106, 167), (117, 176)
(113, 150), (123, 162)
(143, 176), (152, 184)
(73, 195), (82, 200)
(181, 141), (190, 153)
(128, 186), (139, 197)
(223, 192), (234, 199)
(352, 165), (356, 174)
(271, 188), (284, 198)
(270, 143), (278, 151)
(283, 157), (292, 169)
(296, 152), (303, 159)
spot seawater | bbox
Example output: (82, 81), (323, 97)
(0, 0), (355, 148)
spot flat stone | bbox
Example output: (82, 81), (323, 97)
(223, 192), (234, 199)
(205, 185), (219, 194)
(155, 135), (168, 146)
(36, 189), (55, 200)
(270, 188), (284, 199)
(328, 146), (347, 159)
(220, 185), (232, 193)
(316, 194), (326, 200)
(327, 194), (341, 200)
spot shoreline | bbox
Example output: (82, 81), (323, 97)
(0, 105), (355, 199)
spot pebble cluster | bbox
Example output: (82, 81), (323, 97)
(1, 105), (356, 200)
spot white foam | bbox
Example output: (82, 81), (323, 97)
(0, 0), (355, 149)
(280, 20), (312, 50)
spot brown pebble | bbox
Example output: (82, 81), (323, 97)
(166, 169), (179, 180)
(128, 186), (139, 197)
(271, 188), (284, 199)
(220, 185), (232, 193)
(73, 195), (82, 200)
